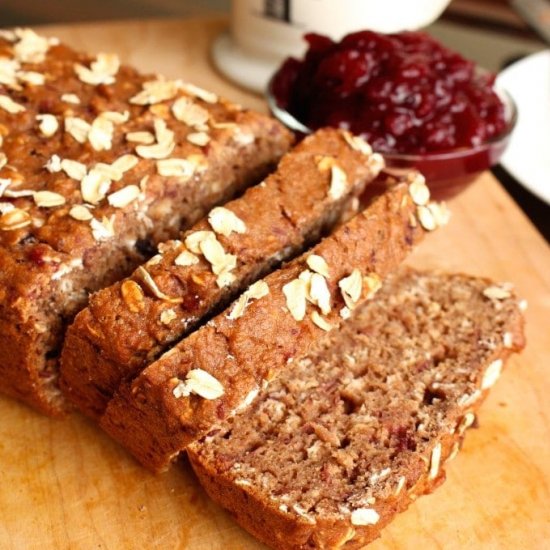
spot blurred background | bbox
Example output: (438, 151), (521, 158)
(0, 0), (546, 72)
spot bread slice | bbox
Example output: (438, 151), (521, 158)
(188, 268), (526, 550)
(0, 29), (292, 415)
(100, 174), (447, 472)
(59, 129), (384, 419)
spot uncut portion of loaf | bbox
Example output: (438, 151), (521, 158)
(60, 129), (384, 419)
(188, 268), (526, 550)
(101, 174), (447, 472)
(0, 29), (292, 415)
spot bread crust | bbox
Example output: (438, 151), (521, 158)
(0, 30), (292, 415)
(59, 129), (383, 419)
(100, 178), (440, 471)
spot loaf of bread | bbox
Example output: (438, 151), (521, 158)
(0, 29), (292, 415)
(101, 173), (448, 471)
(188, 268), (526, 550)
(60, 129), (384, 419)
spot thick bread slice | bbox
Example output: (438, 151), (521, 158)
(59, 129), (384, 419)
(0, 29), (292, 415)
(188, 268), (526, 550)
(101, 175), (446, 472)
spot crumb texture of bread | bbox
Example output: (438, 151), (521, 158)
(100, 175), (442, 472)
(188, 268), (526, 550)
(59, 129), (384, 419)
(0, 29), (293, 415)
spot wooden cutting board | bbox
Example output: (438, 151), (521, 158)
(0, 16), (549, 550)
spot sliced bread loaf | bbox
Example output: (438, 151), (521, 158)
(59, 129), (384, 419)
(188, 268), (525, 550)
(100, 174), (447, 471)
(0, 29), (293, 415)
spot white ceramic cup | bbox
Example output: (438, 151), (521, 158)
(212, 0), (452, 92)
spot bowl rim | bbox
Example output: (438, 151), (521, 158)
(266, 76), (518, 161)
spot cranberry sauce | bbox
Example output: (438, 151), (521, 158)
(271, 31), (507, 154)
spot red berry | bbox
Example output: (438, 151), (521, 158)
(272, 30), (507, 154)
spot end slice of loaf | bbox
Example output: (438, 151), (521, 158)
(59, 129), (384, 419)
(188, 268), (526, 550)
(100, 174), (445, 472)
(0, 29), (292, 415)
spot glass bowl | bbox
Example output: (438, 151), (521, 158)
(267, 82), (517, 200)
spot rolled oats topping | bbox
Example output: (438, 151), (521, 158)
(107, 185), (140, 208)
(199, 233), (237, 276)
(427, 201), (450, 227)
(457, 412), (476, 436)
(171, 96), (210, 128)
(33, 190), (66, 208)
(121, 279), (145, 313)
(503, 332), (514, 348)
(0, 58), (45, 90)
(11, 28), (58, 64)
(45, 154), (62, 173)
(3, 188), (34, 198)
(428, 442), (442, 480)
(36, 114), (58, 137)
(69, 204), (93, 221)
(111, 154), (139, 174)
(65, 116), (91, 144)
(208, 206), (246, 237)
(311, 310), (333, 331)
(136, 266), (183, 304)
(61, 158), (87, 181)
(136, 118), (175, 160)
(81, 169), (112, 204)
(216, 270), (237, 288)
(340, 306), (351, 320)
(130, 78), (180, 105)
(0, 95), (25, 114)
(180, 82), (218, 104)
(184, 230), (215, 254)
(0, 207), (31, 230)
(228, 280), (269, 320)
(283, 278), (308, 321)
(126, 131), (155, 144)
(74, 52), (120, 86)
(187, 131), (210, 146)
(156, 158), (195, 178)
(172, 368), (225, 400)
(481, 358), (503, 390)
(416, 205), (437, 231)
(0, 58), (19, 88)
(174, 249), (199, 267)
(306, 254), (330, 278)
(88, 116), (115, 151)
(329, 165), (348, 200)
(0, 178), (11, 196)
(483, 284), (512, 300)
(100, 110), (130, 124)
(363, 273), (382, 299)
(160, 308), (177, 325)
(339, 269), (362, 310)
(17, 70), (45, 86)
(408, 174), (430, 206)
(90, 215), (115, 241)
(61, 93), (80, 104)
(350, 508), (380, 526)
(309, 273), (332, 315)
(342, 131), (372, 156)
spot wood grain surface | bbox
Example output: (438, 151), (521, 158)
(0, 16), (549, 550)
